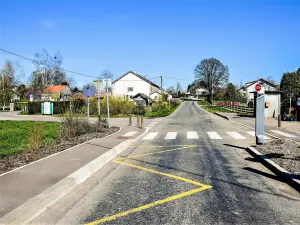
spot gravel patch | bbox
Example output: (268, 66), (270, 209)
(0, 126), (120, 174)
(255, 139), (300, 177)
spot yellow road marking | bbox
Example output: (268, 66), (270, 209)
(85, 187), (209, 225)
(85, 145), (212, 225)
(114, 159), (210, 187)
(117, 146), (197, 161)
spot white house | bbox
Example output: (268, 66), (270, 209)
(149, 91), (162, 101)
(239, 78), (281, 118)
(238, 78), (278, 103)
(112, 71), (161, 100)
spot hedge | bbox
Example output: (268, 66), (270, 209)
(28, 100), (85, 114)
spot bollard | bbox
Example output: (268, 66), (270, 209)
(137, 116), (140, 128)
(129, 115), (132, 126)
(141, 116), (144, 128)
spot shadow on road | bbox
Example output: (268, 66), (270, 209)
(125, 157), (298, 201)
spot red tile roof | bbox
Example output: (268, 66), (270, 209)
(44, 85), (67, 93)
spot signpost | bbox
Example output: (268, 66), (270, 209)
(167, 95), (172, 111)
(94, 80), (103, 121)
(254, 82), (265, 145)
(287, 93), (294, 112)
(83, 86), (95, 122)
(103, 79), (112, 128)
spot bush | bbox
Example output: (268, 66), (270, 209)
(28, 99), (85, 114)
(14, 102), (28, 111)
(133, 105), (146, 115)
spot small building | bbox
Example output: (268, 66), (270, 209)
(149, 91), (162, 101)
(43, 85), (73, 101)
(131, 93), (153, 106)
(238, 78), (279, 104)
(112, 71), (162, 100)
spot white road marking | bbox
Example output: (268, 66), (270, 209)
(207, 132), (222, 139)
(121, 131), (137, 138)
(270, 130), (296, 138)
(187, 131), (199, 139)
(164, 132), (177, 140)
(227, 132), (246, 140)
(246, 131), (271, 140)
(142, 132), (158, 140)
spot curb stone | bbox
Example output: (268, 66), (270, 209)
(0, 128), (149, 225)
(213, 112), (231, 121)
(246, 146), (300, 192)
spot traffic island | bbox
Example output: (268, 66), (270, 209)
(247, 139), (300, 192)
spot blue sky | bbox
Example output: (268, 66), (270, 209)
(1, 0), (299, 89)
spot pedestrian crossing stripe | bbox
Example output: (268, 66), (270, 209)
(187, 131), (199, 139)
(246, 131), (270, 140)
(207, 132), (222, 139)
(142, 132), (159, 140)
(226, 132), (246, 140)
(269, 130), (296, 138)
(164, 132), (177, 140)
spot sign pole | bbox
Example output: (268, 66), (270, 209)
(97, 80), (101, 121)
(169, 99), (170, 111)
(87, 96), (90, 122)
(106, 79), (110, 128)
(255, 94), (265, 145)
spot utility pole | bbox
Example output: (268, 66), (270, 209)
(160, 76), (163, 93)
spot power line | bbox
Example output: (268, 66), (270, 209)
(163, 76), (192, 82)
(0, 48), (98, 78)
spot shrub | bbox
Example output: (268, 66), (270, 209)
(28, 99), (85, 114)
(133, 105), (146, 115)
(27, 121), (44, 150)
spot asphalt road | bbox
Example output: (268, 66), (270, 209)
(31, 101), (300, 225)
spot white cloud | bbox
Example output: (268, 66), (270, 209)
(40, 20), (56, 28)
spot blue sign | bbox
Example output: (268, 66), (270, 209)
(297, 97), (300, 106)
(83, 86), (95, 97)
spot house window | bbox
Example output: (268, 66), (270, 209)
(128, 87), (134, 92)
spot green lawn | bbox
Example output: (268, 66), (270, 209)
(197, 101), (211, 106)
(145, 104), (180, 117)
(200, 105), (233, 113)
(0, 121), (60, 157)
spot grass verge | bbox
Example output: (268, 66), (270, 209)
(145, 104), (180, 117)
(0, 120), (60, 157)
(200, 105), (233, 113)
(197, 101), (211, 106)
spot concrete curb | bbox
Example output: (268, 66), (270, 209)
(0, 128), (150, 225)
(246, 146), (300, 192)
(213, 112), (231, 121)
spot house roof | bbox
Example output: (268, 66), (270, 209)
(112, 71), (161, 89)
(238, 78), (278, 91)
(44, 85), (68, 93)
(132, 93), (153, 101)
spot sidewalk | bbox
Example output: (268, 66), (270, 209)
(0, 126), (145, 218)
(220, 112), (300, 134)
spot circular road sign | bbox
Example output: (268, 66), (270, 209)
(255, 83), (262, 92)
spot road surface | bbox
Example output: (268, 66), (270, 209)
(31, 101), (300, 225)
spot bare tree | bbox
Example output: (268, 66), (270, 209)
(166, 86), (175, 94)
(194, 58), (229, 101)
(0, 61), (17, 107)
(176, 82), (182, 94)
(30, 49), (69, 91)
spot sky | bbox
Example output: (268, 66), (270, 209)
(0, 0), (299, 89)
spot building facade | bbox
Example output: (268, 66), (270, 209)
(112, 71), (161, 100)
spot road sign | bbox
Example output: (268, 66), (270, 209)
(287, 93), (294, 98)
(167, 95), (172, 101)
(255, 83), (261, 92)
(93, 80), (103, 91)
(103, 79), (112, 88)
(83, 86), (95, 97)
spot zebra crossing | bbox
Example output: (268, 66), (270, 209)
(139, 129), (297, 141)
